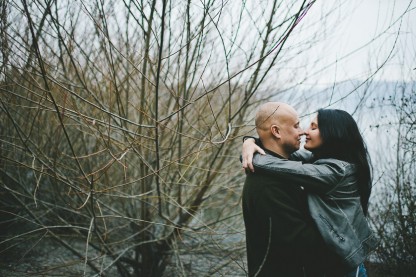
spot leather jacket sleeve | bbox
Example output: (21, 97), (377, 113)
(289, 149), (314, 162)
(252, 153), (353, 195)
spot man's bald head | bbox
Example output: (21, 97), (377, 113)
(255, 102), (298, 132)
(254, 102), (302, 157)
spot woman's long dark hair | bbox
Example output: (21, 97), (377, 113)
(314, 109), (372, 215)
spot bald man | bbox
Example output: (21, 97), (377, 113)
(242, 102), (337, 276)
(254, 102), (302, 159)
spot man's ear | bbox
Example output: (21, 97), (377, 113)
(271, 125), (281, 139)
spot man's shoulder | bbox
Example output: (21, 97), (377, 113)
(244, 171), (303, 195)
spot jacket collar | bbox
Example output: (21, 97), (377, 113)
(257, 139), (288, 159)
(263, 148), (286, 159)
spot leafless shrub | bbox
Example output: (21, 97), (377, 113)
(0, 0), (319, 276)
(368, 82), (416, 277)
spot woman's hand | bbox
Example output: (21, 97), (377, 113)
(242, 138), (266, 172)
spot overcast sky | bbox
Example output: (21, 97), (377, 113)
(300, 0), (415, 86)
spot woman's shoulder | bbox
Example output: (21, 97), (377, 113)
(313, 158), (356, 173)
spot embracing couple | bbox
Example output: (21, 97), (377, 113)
(241, 102), (378, 277)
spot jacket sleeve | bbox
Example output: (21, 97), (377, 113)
(289, 149), (314, 162)
(252, 153), (350, 194)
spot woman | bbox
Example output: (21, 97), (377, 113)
(242, 109), (378, 277)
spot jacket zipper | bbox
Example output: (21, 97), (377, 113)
(319, 214), (345, 242)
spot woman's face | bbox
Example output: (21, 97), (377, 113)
(304, 116), (323, 151)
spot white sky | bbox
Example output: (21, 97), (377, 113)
(299, 0), (416, 86)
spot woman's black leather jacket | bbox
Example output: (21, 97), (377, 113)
(251, 150), (379, 269)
